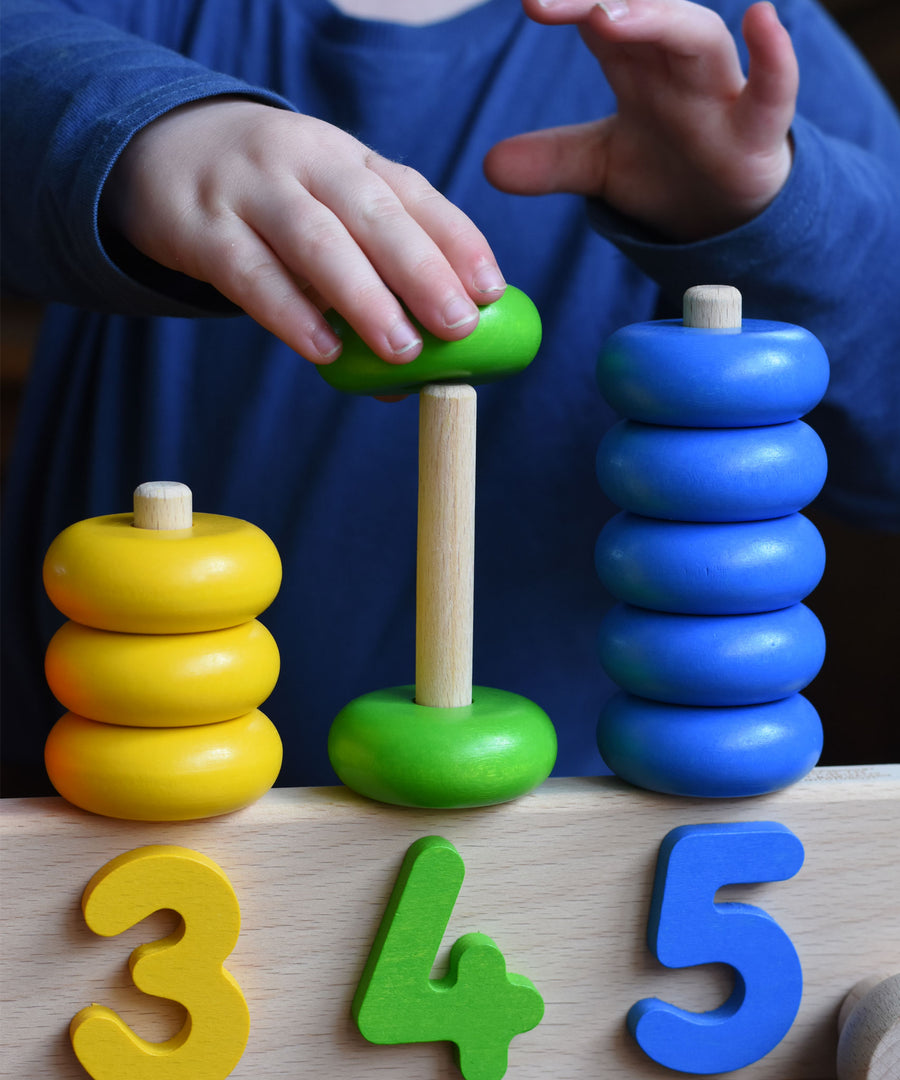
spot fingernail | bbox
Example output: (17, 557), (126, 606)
(388, 321), (422, 358)
(313, 327), (342, 362)
(599, 0), (629, 21)
(443, 296), (479, 330)
(762, 1), (782, 23)
(473, 266), (506, 296)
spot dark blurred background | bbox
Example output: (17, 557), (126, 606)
(2, 0), (898, 777)
(766, 0), (900, 767)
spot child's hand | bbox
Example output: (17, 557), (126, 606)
(484, 0), (798, 241)
(102, 99), (506, 363)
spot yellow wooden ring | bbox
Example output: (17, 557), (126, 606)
(43, 513), (282, 633)
(44, 710), (283, 821)
(45, 619), (280, 727)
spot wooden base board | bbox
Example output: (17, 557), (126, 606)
(2, 765), (899, 1080)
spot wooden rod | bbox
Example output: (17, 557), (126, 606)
(683, 284), (742, 328)
(133, 481), (193, 530)
(415, 384), (476, 708)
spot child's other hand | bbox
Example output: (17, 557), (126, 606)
(484, 0), (798, 241)
(102, 99), (506, 363)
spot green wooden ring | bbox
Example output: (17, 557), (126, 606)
(328, 685), (557, 808)
(317, 286), (542, 395)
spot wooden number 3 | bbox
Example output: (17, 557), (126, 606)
(70, 845), (249, 1080)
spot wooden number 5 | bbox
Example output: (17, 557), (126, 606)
(629, 821), (804, 1075)
(70, 845), (250, 1080)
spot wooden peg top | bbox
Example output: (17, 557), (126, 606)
(133, 481), (193, 530)
(683, 285), (742, 329)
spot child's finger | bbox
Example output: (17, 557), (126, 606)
(594, 0), (743, 95)
(526, 0), (745, 97)
(739, 2), (799, 123)
(240, 158), (499, 361)
(229, 172), (431, 362)
(518, 0), (615, 25)
(368, 155), (507, 309)
(189, 217), (352, 364)
(484, 120), (612, 197)
(316, 153), (499, 339)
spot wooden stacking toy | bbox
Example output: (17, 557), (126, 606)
(321, 287), (557, 808)
(2, 291), (898, 1080)
(594, 285), (830, 797)
(42, 481), (284, 820)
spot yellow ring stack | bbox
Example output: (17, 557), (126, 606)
(42, 482), (284, 820)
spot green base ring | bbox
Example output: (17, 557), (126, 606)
(328, 685), (557, 808)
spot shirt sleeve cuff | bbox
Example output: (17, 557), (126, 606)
(584, 114), (826, 315)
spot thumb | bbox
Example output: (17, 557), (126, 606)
(483, 119), (612, 197)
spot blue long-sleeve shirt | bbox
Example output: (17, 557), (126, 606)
(2, 0), (899, 790)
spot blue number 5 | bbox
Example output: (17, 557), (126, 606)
(628, 821), (804, 1075)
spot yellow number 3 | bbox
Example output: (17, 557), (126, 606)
(71, 845), (249, 1080)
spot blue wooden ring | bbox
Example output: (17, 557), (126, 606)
(596, 319), (829, 427)
(596, 691), (823, 797)
(597, 602), (825, 707)
(595, 512), (825, 614)
(596, 420), (827, 522)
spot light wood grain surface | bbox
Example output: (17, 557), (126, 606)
(2, 766), (898, 1080)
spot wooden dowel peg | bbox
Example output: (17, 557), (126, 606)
(837, 973), (900, 1080)
(322, 287), (555, 807)
(415, 384), (476, 709)
(133, 481), (193, 530)
(683, 284), (742, 329)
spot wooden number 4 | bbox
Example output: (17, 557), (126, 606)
(70, 845), (249, 1080)
(353, 835), (544, 1080)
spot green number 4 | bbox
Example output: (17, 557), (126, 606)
(352, 835), (544, 1080)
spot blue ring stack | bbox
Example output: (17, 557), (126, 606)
(594, 286), (830, 797)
